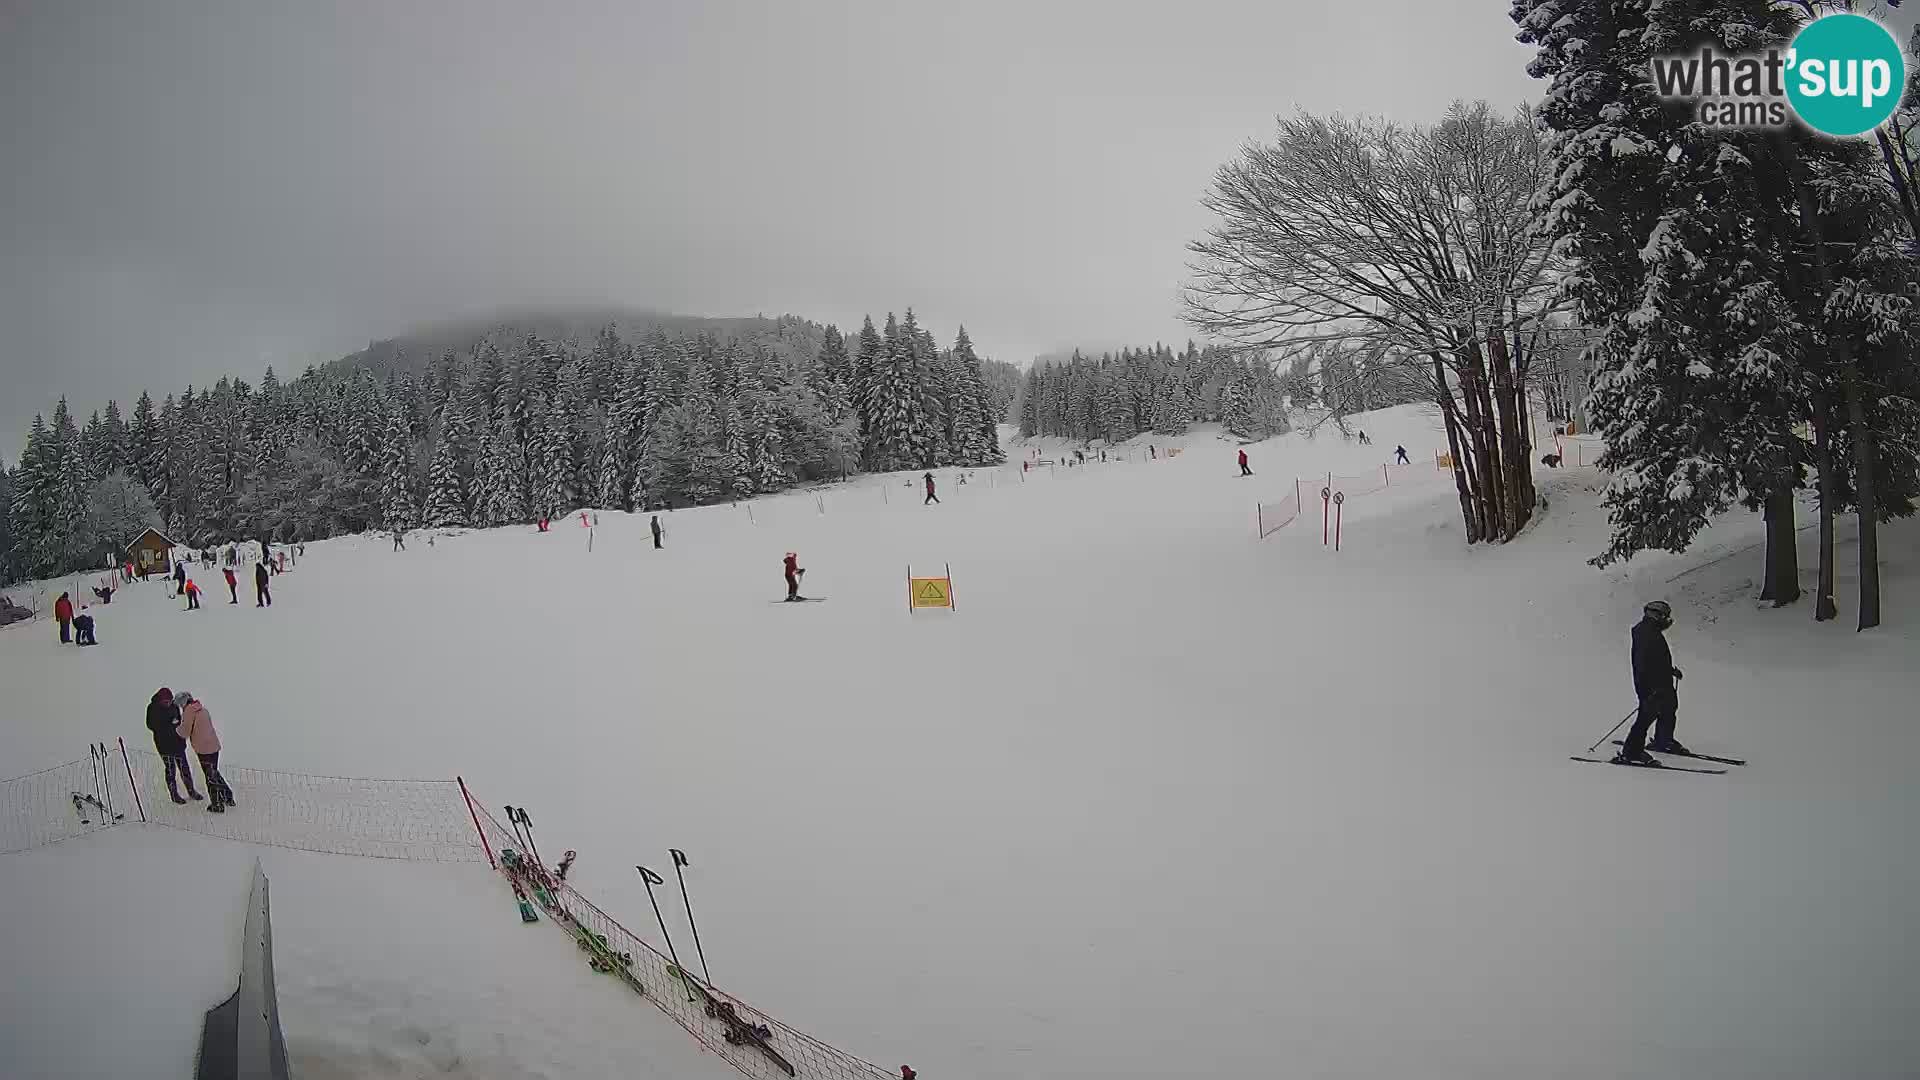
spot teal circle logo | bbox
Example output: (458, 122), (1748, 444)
(1786, 14), (1905, 137)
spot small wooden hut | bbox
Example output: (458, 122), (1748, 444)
(125, 528), (176, 578)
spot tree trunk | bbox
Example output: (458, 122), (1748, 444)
(1435, 353), (1479, 544)
(1488, 328), (1533, 538)
(1760, 489), (1800, 606)
(1813, 393), (1839, 622)
(1461, 340), (1505, 541)
(1784, 137), (1882, 630)
(1839, 367), (1882, 630)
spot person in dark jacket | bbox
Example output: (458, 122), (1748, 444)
(145, 687), (202, 803)
(1394, 445), (1411, 465)
(254, 560), (272, 607)
(651, 515), (664, 549)
(1616, 600), (1687, 762)
(783, 552), (804, 601)
(173, 560), (188, 597)
(73, 607), (98, 646)
(54, 592), (74, 643)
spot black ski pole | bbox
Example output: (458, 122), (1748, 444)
(637, 865), (696, 1001)
(517, 807), (545, 870)
(504, 805), (527, 853)
(670, 848), (712, 984)
(1587, 707), (1640, 754)
(96, 744), (112, 818)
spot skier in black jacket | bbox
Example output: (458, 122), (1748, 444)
(254, 560), (272, 607)
(1616, 600), (1687, 763)
(146, 687), (202, 803)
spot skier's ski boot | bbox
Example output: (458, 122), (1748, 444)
(169, 792), (188, 805)
(1649, 739), (1691, 755)
(207, 802), (225, 813)
(1611, 747), (1658, 766)
(187, 789), (205, 801)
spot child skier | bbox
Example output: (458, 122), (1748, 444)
(923, 472), (940, 505)
(783, 552), (805, 601)
(1238, 449), (1253, 476)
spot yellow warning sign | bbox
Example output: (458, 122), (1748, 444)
(909, 577), (952, 609)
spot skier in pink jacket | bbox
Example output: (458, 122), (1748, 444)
(175, 692), (234, 812)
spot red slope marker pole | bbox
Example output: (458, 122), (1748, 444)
(457, 775), (496, 869)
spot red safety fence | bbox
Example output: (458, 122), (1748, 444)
(461, 797), (895, 1080)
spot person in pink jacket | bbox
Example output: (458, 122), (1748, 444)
(175, 691), (234, 812)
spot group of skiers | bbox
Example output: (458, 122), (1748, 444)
(145, 686), (235, 811)
(169, 554), (274, 610)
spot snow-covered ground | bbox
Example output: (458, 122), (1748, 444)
(3, 405), (1916, 1079)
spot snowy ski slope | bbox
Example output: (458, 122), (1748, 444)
(2, 405), (1916, 1079)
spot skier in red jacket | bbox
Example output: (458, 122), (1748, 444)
(1238, 449), (1252, 476)
(782, 552), (804, 601)
(54, 592), (74, 643)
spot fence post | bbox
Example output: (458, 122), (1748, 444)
(1321, 487), (1332, 546)
(1334, 492), (1346, 552)
(1257, 503), (1263, 538)
(456, 776), (496, 869)
(1382, 463), (1389, 488)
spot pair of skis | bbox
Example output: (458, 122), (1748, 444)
(1570, 742), (1748, 775)
(70, 743), (126, 825)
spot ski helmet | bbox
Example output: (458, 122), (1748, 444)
(1644, 600), (1673, 624)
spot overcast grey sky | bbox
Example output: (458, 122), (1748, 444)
(1, 0), (1547, 454)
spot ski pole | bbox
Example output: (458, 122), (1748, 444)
(637, 865), (696, 1001)
(670, 848), (712, 984)
(504, 805), (527, 853)
(517, 807), (545, 871)
(1587, 707), (1640, 754)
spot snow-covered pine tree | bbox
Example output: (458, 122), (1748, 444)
(483, 414), (528, 525)
(1515, 0), (1808, 577)
(381, 404), (418, 532)
(423, 425), (468, 528)
(594, 404), (628, 510)
(853, 315), (884, 447)
(1017, 365), (1041, 438)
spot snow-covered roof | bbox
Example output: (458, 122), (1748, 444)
(124, 528), (176, 551)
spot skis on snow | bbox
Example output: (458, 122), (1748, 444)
(1611, 741), (1747, 767)
(671, 964), (798, 1077)
(1569, 756), (1727, 775)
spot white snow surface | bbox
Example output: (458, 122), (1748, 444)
(4, 405), (1917, 1079)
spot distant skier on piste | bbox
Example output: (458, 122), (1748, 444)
(783, 551), (805, 601)
(923, 472), (940, 505)
(1238, 448), (1252, 476)
(1615, 600), (1687, 764)
(1394, 445), (1410, 465)
(651, 514), (664, 549)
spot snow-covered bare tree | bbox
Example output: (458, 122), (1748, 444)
(1186, 103), (1560, 543)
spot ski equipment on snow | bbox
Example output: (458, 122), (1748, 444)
(1613, 740), (1746, 766)
(1569, 756), (1726, 774)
